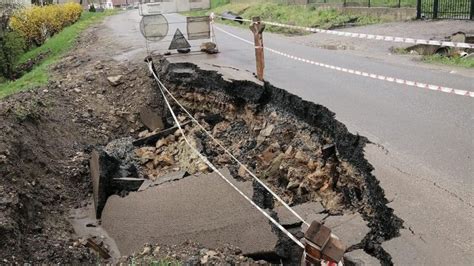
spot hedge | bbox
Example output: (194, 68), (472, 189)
(9, 3), (83, 46)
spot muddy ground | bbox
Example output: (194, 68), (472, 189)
(0, 15), (403, 265)
(0, 26), (161, 263)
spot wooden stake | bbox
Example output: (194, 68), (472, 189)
(249, 17), (265, 81)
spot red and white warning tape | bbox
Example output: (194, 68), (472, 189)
(214, 25), (474, 98)
(215, 15), (474, 49)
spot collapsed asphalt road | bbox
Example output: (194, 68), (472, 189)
(0, 8), (472, 265)
(87, 57), (402, 264)
(98, 11), (473, 264)
(138, 12), (473, 264)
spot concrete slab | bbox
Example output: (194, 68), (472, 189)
(101, 168), (278, 255)
(344, 249), (380, 266)
(323, 213), (370, 247)
(275, 201), (325, 226)
(139, 171), (188, 191)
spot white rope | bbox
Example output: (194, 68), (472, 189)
(147, 61), (305, 249)
(215, 15), (474, 49)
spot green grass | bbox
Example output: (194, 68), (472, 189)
(210, 0), (230, 8)
(186, 2), (383, 34)
(309, 0), (417, 7)
(422, 54), (474, 68)
(0, 10), (117, 98)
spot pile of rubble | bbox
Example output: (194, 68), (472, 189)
(119, 241), (264, 265)
(132, 95), (363, 214)
(134, 118), (209, 180)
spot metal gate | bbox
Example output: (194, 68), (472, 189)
(417, 0), (474, 20)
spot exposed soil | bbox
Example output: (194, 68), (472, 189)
(119, 241), (266, 265)
(0, 28), (160, 263)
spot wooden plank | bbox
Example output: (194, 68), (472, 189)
(132, 120), (191, 146)
(304, 220), (331, 248)
(322, 237), (346, 263)
(85, 238), (111, 259)
(250, 17), (265, 81)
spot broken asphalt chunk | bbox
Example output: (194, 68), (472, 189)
(323, 213), (370, 247)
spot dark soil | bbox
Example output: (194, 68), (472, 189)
(0, 28), (160, 263)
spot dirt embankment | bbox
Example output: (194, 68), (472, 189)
(0, 27), (161, 263)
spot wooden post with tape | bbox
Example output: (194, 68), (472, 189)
(303, 220), (346, 265)
(250, 16), (265, 81)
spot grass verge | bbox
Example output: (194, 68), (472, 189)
(392, 47), (474, 68)
(0, 10), (116, 98)
(422, 54), (474, 68)
(185, 1), (383, 35)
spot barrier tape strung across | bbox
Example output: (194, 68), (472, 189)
(147, 60), (306, 249)
(215, 15), (474, 49)
(214, 25), (474, 98)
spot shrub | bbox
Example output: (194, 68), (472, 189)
(9, 3), (83, 46)
(0, 9), (26, 79)
(0, 30), (26, 79)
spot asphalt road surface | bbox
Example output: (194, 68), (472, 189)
(102, 11), (473, 264)
(101, 169), (278, 256)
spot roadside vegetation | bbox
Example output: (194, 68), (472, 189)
(186, 0), (384, 34)
(311, 0), (417, 7)
(392, 47), (474, 68)
(422, 54), (474, 68)
(0, 4), (115, 98)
